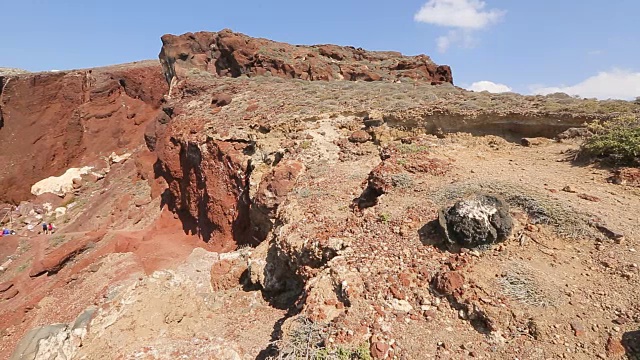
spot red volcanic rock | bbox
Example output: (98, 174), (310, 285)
(210, 257), (246, 291)
(432, 271), (465, 295)
(577, 193), (601, 202)
(367, 161), (402, 195)
(30, 230), (106, 277)
(348, 130), (371, 143)
(0, 61), (168, 204)
(0, 281), (13, 293)
(0, 287), (18, 301)
(255, 160), (305, 216)
(606, 336), (626, 357)
(211, 93), (232, 107)
(134, 149), (166, 199)
(159, 29), (453, 85)
(339, 64), (383, 82)
(611, 167), (640, 187)
(370, 342), (390, 359)
(154, 133), (253, 248)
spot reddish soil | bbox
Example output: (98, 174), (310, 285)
(0, 207), (205, 357)
(0, 236), (18, 262)
(0, 61), (167, 204)
(0, 149), (206, 358)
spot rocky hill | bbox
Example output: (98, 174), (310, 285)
(0, 30), (640, 360)
(159, 29), (453, 85)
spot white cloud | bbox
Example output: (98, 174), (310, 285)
(532, 69), (640, 100)
(467, 80), (512, 93)
(436, 30), (477, 52)
(414, 0), (506, 52)
(415, 0), (506, 29)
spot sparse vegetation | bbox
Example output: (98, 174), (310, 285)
(430, 181), (602, 240)
(191, 75), (639, 140)
(397, 144), (428, 154)
(17, 239), (31, 255)
(61, 195), (76, 208)
(50, 235), (66, 248)
(582, 115), (640, 165)
(318, 344), (372, 360)
(16, 261), (30, 273)
(390, 173), (413, 188)
(298, 188), (313, 198)
(270, 317), (371, 360)
(498, 262), (553, 307)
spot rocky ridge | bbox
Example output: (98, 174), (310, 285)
(1, 30), (640, 360)
(159, 29), (453, 86)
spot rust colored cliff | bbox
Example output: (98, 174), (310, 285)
(0, 61), (168, 203)
(159, 29), (453, 85)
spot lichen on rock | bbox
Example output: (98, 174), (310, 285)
(438, 194), (513, 248)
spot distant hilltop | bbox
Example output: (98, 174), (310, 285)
(0, 68), (29, 77)
(159, 29), (453, 85)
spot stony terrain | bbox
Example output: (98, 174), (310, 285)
(1, 30), (639, 360)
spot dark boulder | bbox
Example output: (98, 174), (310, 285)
(438, 194), (513, 248)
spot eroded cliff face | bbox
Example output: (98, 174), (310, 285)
(158, 29), (453, 86)
(153, 133), (254, 251)
(0, 62), (168, 203)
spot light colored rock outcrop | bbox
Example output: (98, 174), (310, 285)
(30, 167), (95, 197)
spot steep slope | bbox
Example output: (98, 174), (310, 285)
(0, 61), (167, 204)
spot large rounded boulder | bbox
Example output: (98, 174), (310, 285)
(438, 194), (513, 248)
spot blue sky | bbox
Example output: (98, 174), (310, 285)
(1, 0), (638, 99)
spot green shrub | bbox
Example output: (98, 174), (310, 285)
(61, 195), (76, 207)
(582, 115), (640, 164)
(272, 317), (371, 360)
(378, 213), (391, 223)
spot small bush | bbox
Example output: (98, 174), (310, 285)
(378, 213), (391, 223)
(390, 173), (413, 188)
(50, 235), (66, 248)
(271, 318), (371, 360)
(61, 196), (76, 208)
(582, 116), (640, 165)
(397, 144), (428, 154)
(16, 260), (31, 273)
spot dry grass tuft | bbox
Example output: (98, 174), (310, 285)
(269, 317), (371, 360)
(497, 262), (553, 307)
